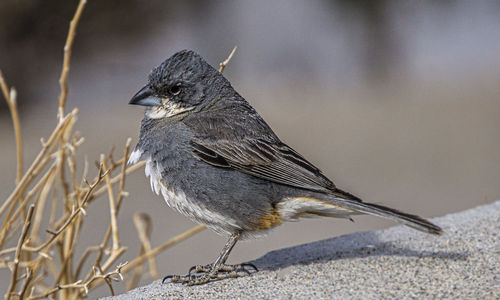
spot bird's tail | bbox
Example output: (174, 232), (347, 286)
(328, 189), (443, 235)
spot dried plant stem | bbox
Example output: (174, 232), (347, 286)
(28, 263), (126, 300)
(0, 75), (23, 184)
(68, 137), (84, 206)
(18, 266), (34, 300)
(92, 161), (145, 199)
(57, 0), (87, 121)
(219, 46), (238, 73)
(23, 167), (107, 253)
(29, 163), (58, 246)
(1, 13), (236, 296)
(100, 246), (127, 275)
(0, 162), (58, 252)
(101, 156), (120, 251)
(107, 139), (132, 250)
(74, 245), (100, 280)
(5, 204), (35, 300)
(133, 213), (157, 279)
(0, 75), (25, 243)
(116, 138), (131, 211)
(121, 225), (204, 275)
(94, 139), (132, 275)
(91, 225), (205, 290)
(0, 109), (77, 217)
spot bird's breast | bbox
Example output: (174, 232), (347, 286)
(144, 158), (240, 235)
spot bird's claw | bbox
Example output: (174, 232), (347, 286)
(163, 263), (258, 285)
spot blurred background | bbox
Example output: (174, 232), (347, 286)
(1, 0), (499, 296)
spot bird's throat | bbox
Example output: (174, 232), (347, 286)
(145, 102), (194, 119)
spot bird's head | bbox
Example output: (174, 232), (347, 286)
(129, 50), (229, 119)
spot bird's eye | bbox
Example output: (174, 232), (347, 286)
(169, 85), (181, 95)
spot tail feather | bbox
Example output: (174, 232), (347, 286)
(330, 190), (442, 235)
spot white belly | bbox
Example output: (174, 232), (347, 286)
(144, 159), (239, 235)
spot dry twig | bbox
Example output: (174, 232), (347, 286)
(0, 75), (22, 184)
(122, 225), (205, 276)
(23, 167), (107, 253)
(219, 45), (238, 73)
(57, 0), (87, 121)
(1, 2), (238, 295)
(5, 205), (35, 300)
(127, 213), (156, 290)
(0, 109), (77, 218)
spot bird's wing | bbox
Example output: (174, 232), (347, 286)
(190, 136), (337, 193)
(183, 100), (339, 193)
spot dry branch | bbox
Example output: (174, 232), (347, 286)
(5, 205), (35, 300)
(102, 156), (120, 251)
(128, 212), (156, 290)
(123, 225), (205, 275)
(219, 45), (238, 73)
(0, 109), (77, 218)
(28, 168), (106, 254)
(57, 0), (87, 121)
(1, 2), (238, 296)
(0, 75), (23, 184)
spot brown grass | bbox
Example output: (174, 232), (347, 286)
(0, 1), (236, 298)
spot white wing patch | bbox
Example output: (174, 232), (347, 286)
(145, 159), (166, 195)
(128, 148), (144, 165)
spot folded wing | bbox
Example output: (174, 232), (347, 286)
(190, 137), (337, 193)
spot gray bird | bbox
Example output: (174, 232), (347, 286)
(128, 50), (442, 286)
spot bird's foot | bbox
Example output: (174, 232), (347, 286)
(162, 263), (258, 286)
(189, 263), (258, 275)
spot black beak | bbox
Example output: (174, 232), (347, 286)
(129, 84), (162, 106)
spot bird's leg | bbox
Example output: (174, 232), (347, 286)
(163, 232), (257, 285)
(188, 232), (257, 275)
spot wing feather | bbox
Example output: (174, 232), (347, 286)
(185, 102), (337, 193)
(190, 138), (336, 193)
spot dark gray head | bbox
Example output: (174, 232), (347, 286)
(129, 50), (231, 119)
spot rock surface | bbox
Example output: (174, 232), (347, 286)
(104, 201), (499, 299)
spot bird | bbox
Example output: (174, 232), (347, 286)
(128, 49), (442, 286)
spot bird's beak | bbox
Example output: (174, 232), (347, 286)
(129, 84), (162, 106)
